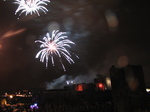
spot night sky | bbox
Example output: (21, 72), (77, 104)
(0, 0), (149, 91)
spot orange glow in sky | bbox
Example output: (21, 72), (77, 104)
(1, 28), (26, 38)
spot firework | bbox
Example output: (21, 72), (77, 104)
(35, 30), (78, 71)
(14, 0), (50, 16)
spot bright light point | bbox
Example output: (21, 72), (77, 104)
(14, 0), (50, 16)
(97, 83), (105, 90)
(98, 83), (103, 88)
(30, 103), (38, 109)
(66, 80), (74, 85)
(76, 84), (83, 91)
(66, 81), (69, 85)
(146, 88), (150, 92)
(106, 77), (111, 89)
(48, 42), (56, 51)
(35, 30), (78, 71)
(34, 103), (37, 106)
(9, 95), (13, 99)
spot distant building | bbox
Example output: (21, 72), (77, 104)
(32, 74), (113, 111)
(110, 65), (147, 112)
(94, 73), (111, 91)
(33, 89), (112, 112)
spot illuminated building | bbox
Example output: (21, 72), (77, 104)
(94, 74), (111, 91)
(32, 74), (113, 111)
(75, 84), (84, 91)
(0, 90), (33, 106)
(94, 74), (106, 91)
(1, 65), (149, 111)
(33, 88), (112, 112)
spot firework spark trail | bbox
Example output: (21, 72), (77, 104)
(35, 30), (78, 71)
(14, 0), (50, 16)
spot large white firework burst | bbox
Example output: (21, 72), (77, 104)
(35, 30), (78, 71)
(14, 0), (50, 16)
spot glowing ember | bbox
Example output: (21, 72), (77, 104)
(76, 84), (83, 91)
(97, 83), (105, 91)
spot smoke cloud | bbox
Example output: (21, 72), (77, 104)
(46, 75), (68, 90)
(46, 70), (97, 90)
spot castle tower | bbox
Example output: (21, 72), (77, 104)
(110, 65), (146, 112)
